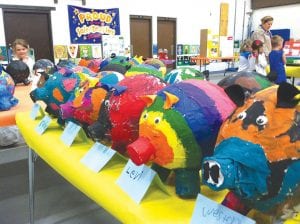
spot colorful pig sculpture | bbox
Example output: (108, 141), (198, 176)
(218, 71), (273, 99)
(127, 80), (245, 198)
(87, 74), (167, 154)
(100, 55), (131, 74)
(164, 67), (204, 84)
(60, 73), (124, 127)
(30, 68), (81, 121)
(0, 70), (18, 111)
(202, 82), (300, 217)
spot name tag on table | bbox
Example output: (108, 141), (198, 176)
(30, 103), (40, 120)
(30, 103), (45, 120)
(35, 115), (51, 135)
(81, 142), (116, 172)
(116, 159), (156, 204)
(190, 194), (256, 224)
(60, 121), (82, 147)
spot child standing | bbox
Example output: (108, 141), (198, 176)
(269, 35), (287, 84)
(248, 39), (268, 76)
(238, 39), (252, 72)
(11, 38), (35, 81)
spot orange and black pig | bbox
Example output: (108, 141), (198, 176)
(203, 82), (300, 217)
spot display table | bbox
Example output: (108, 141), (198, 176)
(0, 85), (33, 126)
(16, 111), (229, 224)
(190, 56), (238, 75)
(286, 65), (300, 85)
(266, 65), (300, 85)
(0, 85), (34, 164)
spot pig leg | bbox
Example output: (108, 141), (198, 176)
(151, 163), (171, 182)
(222, 191), (251, 215)
(175, 168), (200, 198)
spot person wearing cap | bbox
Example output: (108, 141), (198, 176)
(248, 39), (268, 76)
(251, 16), (273, 58)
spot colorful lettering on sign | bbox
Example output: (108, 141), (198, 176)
(78, 12), (113, 24)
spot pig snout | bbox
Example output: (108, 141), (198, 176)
(203, 160), (224, 188)
(127, 137), (155, 165)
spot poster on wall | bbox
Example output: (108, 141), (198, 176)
(102, 35), (125, 58)
(53, 45), (68, 60)
(67, 44), (79, 58)
(92, 44), (102, 58)
(79, 45), (93, 58)
(68, 5), (120, 44)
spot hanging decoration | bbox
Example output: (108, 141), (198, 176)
(68, 5), (120, 44)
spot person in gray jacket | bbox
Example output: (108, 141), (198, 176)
(251, 16), (273, 58)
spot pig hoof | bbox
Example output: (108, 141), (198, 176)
(203, 161), (224, 187)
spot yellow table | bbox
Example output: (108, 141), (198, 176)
(16, 111), (229, 224)
(286, 65), (300, 84)
(266, 65), (300, 85)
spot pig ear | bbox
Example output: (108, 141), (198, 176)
(224, 84), (245, 107)
(163, 91), (179, 109)
(140, 95), (157, 107)
(277, 82), (300, 108)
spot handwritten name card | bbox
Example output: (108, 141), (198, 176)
(116, 159), (156, 204)
(190, 194), (255, 224)
(81, 142), (116, 172)
(35, 115), (51, 135)
(60, 121), (82, 147)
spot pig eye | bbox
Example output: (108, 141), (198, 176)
(142, 113), (148, 119)
(256, 115), (268, 125)
(154, 117), (161, 124)
(104, 100), (110, 107)
(237, 111), (247, 120)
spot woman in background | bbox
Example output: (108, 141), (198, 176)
(251, 16), (273, 58)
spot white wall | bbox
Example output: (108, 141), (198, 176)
(250, 3), (300, 40)
(0, 0), (249, 47)
(0, 1), (299, 47)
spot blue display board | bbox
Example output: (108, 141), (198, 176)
(68, 5), (120, 44)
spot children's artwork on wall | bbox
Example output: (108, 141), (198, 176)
(0, 46), (8, 62)
(183, 44), (190, 54)
(102, 35), (125, 58)
(177, 44), (183, 55)
(92, 44), (102, 58)
(189, 45), (200, 54)
(79, 45), (93, 59)
(54, 45), (68, 60)
(67, 44), (79, 58)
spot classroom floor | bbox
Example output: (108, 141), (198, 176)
(0, 72), (298, 224)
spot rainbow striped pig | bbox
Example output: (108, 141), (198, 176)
(127, 80), (244, 198)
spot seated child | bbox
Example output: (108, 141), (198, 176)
(238, 39), (252, 72)
(269, 35), (287, 84)
(248, 39), (268, 75)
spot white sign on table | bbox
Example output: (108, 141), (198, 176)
(80, 142), (116, 172)
(35, 115), (51, 135)
(60, 121), (82, 147)
(190, 194), (256, 224)
(30, 103), (41, 120)
(116, 159), (156, 204)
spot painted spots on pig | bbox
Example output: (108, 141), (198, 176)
(138, 80), (237, 168)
